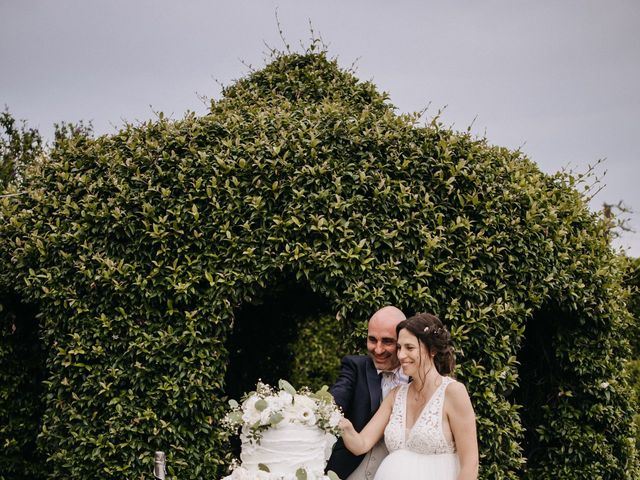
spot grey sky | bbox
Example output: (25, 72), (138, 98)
(2, 0), (639, 255)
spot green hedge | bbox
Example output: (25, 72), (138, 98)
(0, 109), (43, 192)
(289, 312), (346, 392)
(0, 47), (637, 479)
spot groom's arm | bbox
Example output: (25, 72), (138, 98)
(327, 356), (366, 478)
(330, 355), (359, 414)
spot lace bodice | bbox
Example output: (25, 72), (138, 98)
(384, 377), (456, 455)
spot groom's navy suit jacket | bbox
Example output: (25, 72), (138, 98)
(327, 355), (382, 479)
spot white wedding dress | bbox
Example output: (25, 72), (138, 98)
(374, 377), (459, 480)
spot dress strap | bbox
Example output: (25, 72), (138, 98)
(440, 376), (454, 390)
(395, 384), (409, 446)
(432, 376), (456, 451)
(393, 383), (409, 413)
(434, 377), (454, 410)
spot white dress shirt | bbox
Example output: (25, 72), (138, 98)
(377, 366), (409, 400)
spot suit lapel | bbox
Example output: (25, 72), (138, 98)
(365, 358), (382, 413)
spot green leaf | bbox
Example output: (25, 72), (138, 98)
(269, 412), (284, 426)
(278, 379), (296, 395)
(254, 399), (268, 411)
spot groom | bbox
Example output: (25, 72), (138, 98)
(327, 306), (408, 480)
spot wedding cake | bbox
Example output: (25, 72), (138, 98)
(222, 380), (342, 480)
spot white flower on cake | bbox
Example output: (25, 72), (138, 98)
(328, 410), (342, 429)
(222, 379), (342, 480)
(293, 395), (317, 425)
(240, 395), (265, 425)
(277, 390), (294, 406)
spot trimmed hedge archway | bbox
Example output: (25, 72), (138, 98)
(0, 48), (636, 479)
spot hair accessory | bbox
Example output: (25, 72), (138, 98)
(423, 326), (443, 336)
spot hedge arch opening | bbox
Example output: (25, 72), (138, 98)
(515, 303), (575, 470)
(223, 277), (334, 400)
(0, 293), (47, 478)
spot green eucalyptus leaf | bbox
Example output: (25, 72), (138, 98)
(278, 379), (297, 395)
(268, 411), (283, 425)
(327, 471), (340, 480)
(254, 399), (268, 412)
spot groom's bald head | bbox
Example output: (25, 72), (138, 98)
(367, 306), (406, 370)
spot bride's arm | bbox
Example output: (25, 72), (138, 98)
(446, 382), (479, 480)
(338, 387), (397, 456)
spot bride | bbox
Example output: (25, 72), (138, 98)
(339, 313), (478, 480)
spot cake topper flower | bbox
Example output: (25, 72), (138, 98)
(222, 379), (342, 443)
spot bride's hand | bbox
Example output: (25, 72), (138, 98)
(339, 417), (355, 432)
(338, 417), (366, 455)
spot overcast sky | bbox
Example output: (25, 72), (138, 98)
(2, 0), (639, 256)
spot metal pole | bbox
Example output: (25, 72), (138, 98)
(153, 451), (166, 479)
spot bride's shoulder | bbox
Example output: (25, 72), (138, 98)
(443, 377), (470, 397)
(443, 378), (473, 412)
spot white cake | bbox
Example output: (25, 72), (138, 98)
(233, 423), (335, 479)
(222, 381), (341, 480)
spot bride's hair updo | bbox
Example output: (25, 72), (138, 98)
(396, 312), (455, 375)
